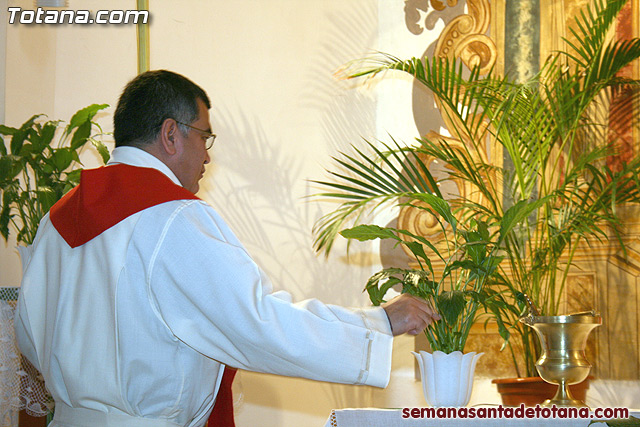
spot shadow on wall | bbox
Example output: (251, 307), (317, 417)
(407, 0), (466, 139)
(380, 3), (463, 271)
(198, 5), (381, 308)
(195, 2), (393, 422)
(199, 107), (376, 307)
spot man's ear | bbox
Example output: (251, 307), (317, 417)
(158, 118), (180, 156)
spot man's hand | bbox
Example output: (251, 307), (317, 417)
(381, 294), (441, 336)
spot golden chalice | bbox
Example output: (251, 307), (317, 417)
(521, 312), (601, 408)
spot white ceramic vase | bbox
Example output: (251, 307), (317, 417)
(412, 350), (483, 407)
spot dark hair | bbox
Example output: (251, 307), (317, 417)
(113, 70), (211, 147)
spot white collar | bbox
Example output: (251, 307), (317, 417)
(107, 146), (183, 188)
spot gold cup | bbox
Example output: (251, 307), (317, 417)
(521, 313), (601, 407)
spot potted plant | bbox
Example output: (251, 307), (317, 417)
(313, 0), (640, 406)
(313, 137), (544, 406)
(0, 103), (109, 425)
(0, 104), (109, 245)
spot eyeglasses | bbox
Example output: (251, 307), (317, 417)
(176, 121), (217, 150)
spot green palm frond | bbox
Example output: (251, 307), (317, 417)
(312, 138), (444, 254)
(563, 0), (628, 67)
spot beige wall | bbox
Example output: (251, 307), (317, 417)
(0, 0), (448, 425)
(3, 1), (638, 424)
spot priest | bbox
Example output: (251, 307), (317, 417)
(15, 70), (439, 427)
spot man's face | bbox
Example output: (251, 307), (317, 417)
(173, 99), (212, 193)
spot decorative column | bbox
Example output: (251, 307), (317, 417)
(504, 0), (540, 83)
(502, 0), (540, 208)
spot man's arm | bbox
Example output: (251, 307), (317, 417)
(148, 202), (394, 387)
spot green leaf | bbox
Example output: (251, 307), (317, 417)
(70, 120), (92, 149)
(0, 156), (14, 182)
(0, 204), (12, 242)
(483, 255), (504, 276)
(35, 186), (57, 214)
(369, 276), (400, 305)
(414, 276), (438, 300)
(9, 129), (27, 155)
(67, 104), (108, 132)
(36, 121), (58, 150)
(0, 125), (18, 136)
(365, 268), (406, 305)
(495, 316), (510, 343)
(437, 290), (466, 326)
(51, 148), (74, 171)
(463, 230), (487, 264)
(404, 240), (433, 272)
(91, 139), (111, 164)
(18, 143), (33, 157)
(7, 115), (41, 155)
(340, 224), (399, 242)
(498, 198), (549, 244)
(394, 228), (445, 263)
(0, 156), (21, 183)
(447, 259), (477, 272)
(476, 220), (490, 241)
(412, 193), (457, 233)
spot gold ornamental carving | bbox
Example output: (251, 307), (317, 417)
(434, 0), (496, 74)
(398, 0), (497, 263)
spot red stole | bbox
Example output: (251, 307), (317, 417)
(50, 164), (199, 247)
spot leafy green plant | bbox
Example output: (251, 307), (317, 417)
(313, 0), (640, 374)
(314, 138), (545, 353)
(0, 104), (110, 245)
